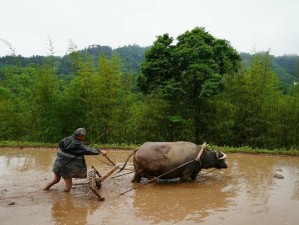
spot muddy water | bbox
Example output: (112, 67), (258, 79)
(0, 148), (298, 225)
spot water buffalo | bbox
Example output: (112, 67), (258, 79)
(120, 141), (227, 183)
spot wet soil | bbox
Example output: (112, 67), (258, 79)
(0, 148), (299, 225)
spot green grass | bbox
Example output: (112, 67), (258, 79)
(0, 140), (138, 150)
(0, 141), (298, 156)
(0, 140), (57, 148)
(211, 145), (299, 156)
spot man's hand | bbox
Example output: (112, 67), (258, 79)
(100, 149), (107, 156)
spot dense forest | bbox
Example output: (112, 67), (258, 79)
(0, 27), (298, 149)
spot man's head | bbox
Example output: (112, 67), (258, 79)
(74, 128), (86, 141)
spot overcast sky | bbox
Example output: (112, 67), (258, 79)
(1, 0), (298, 57)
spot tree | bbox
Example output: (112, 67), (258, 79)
(84, 54), (124, 143)
(224, 53), (285, 148)
(0, 86), (30, 140)
(58, 44), (96, 137)
(138, 27), (241, 143)
(0, 60), (38, 141)
(138, 34), (175, 94)
(126, 94), (170, 143)
(29, 57), (61, 142)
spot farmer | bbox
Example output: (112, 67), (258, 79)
(43, 128), (107, 192)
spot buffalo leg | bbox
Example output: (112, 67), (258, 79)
(179, 170), (192, 182)
(190, 172), (199, 180)
(131, 173), (142, 183)
(190, 169), (201, 180)
(180, 162), (200, 182)
(190, 162), (201, 180)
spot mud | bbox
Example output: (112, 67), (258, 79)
(0, 148), (299, 225)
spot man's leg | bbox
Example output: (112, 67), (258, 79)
(63, 178), (73, 192)
(43, 174), (61, 190)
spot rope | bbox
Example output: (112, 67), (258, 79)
(200, 168), (217, 175)
(119, 158), (196, 196)
(87, 129), (117, 167)
(97, 158), (114, 166)
(118, 148), (138, 173)
(111, 171), (134, 179)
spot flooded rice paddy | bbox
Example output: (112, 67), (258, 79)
(0, 148), (298, 225)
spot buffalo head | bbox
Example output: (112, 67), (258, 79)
(214, 151), (227, 169)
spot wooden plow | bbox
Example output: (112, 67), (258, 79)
(87, 165), (119, 201)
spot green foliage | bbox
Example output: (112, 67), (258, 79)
(0, 30), (298, 150)
(29, 57), (61, 142)
(212, 145), (299, 156)
(232, 53), (282, 147)
(115, 45), (148, 74)
(211, 52), (299, 149)
(125, 94), (170, 142)
(138, 27), (241, 143)
(139, 34), (175, 93)
(85, 54), (125, 143)
(240, 52), (298, 86)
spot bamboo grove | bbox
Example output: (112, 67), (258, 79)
(0, 27), (298, 149)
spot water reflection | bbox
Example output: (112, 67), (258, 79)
(293, 180), (299, 200)
(130, 154), (299, 224)
(0, 149), (299, 225)
(0, 148), (134, 174)
(0, 148), (55, 173)
(51, 194), (93, 225)
(227, 155), (277, 211)
(132, 173), (234, 224)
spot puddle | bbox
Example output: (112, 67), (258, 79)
(0, 148), (298, 225)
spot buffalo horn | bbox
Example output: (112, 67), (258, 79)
(218, 151), (227, 160)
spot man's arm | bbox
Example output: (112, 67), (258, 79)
(72, 144), (100, 155)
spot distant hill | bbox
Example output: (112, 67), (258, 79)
(240, 52), (298, 85)
(0, 45), (297, 85)
(80, 44), (149, 74)
(0, 44), (149, 76)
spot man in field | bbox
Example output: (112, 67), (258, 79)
(43, 128), (107, 192)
